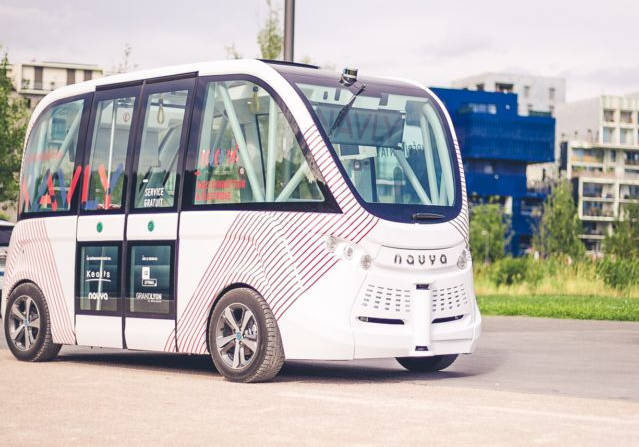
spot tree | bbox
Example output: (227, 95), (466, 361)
(603, 202), (639, 259)
(116, 43), (137, 74)
(225, 43), (242, 60)
(469, 204), (510, 263)
(0, 47), (29, 204)
(533, 181), (584, 259)
(257, 0), (283, 60)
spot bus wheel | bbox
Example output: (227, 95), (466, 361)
(396, 354), (458, 372)
(208, 287), (285, 383)
(4, 283), (62, 362)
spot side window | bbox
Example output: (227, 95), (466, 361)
(77, 245), (120, 313)
(191, 80), (323, 205)
(83, 96), (136, 211)
(134, 90), (189, 209)
(20, 99), (84, 214)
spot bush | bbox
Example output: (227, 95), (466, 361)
(597, 258), (639, 290)
(492, 257), (529, 286)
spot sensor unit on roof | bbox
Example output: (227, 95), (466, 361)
(340, 67), (358, 86)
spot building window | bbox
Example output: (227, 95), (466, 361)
(463, 103), (497, 114)
(476, 83), (484, 91)
(66, 69), (75, 85)
(620, 128), (633, 145)
(84, 70), (93, 81)
(603, 109), (615, 122)
(602, 127), (615, 144)
(34, 66), (43, 90)
(620, 110), (633, 124)
(523, 85), (530, 98)
(549, 105), (555, 115)
(496, 83), (513, 93)
(626, 150), (639, 166)
(549, 87), (556, 100)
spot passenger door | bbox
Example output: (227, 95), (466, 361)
(75, 85), (140, 348)
(124, 78), (195, 351)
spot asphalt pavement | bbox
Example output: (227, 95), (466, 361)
(1, 316), (638, 446)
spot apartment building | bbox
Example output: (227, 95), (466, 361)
(8, 61), (103, 109)
(431, 87), (555, 255)
(451, 72), (566, 117)
(557, 95), (639, 253)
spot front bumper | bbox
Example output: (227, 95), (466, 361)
(351, 266), (481, 359)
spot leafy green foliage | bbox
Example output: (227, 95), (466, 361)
(491, 257), (528, 286)
(0, 48), (29, 204)
(533, 181), (584, 259)
(257, 0), (283, 60)
(596, 258), (639, 290)
(603, 202), (639, 260)
(469, 203), (510, 263)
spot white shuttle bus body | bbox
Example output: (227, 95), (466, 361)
(2, 60), (480, 382)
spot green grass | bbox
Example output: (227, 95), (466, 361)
(477, 294), (639, 321)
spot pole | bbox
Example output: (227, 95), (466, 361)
(283, 0), (295, 61)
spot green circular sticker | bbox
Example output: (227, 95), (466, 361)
(148, 220), (155, 232)
(96, 222), (103, 233)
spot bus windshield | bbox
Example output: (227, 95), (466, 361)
(281, 70), (458, 211)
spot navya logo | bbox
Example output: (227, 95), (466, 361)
(394, 253), (448, 267)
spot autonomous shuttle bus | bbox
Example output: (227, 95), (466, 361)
(2, 60), (480, 382)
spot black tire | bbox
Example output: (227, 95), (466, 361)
(208, 287), (284, 383)
(4, 283), (62, 362)
(396, 354), (458, 372)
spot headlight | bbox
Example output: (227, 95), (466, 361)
(360, 254), (372, 270)
(343, 245), (354, 260)
(324, 235), (338, 252)
(457, 250), (468, 270)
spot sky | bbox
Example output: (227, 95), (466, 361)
(1, 0), (638, 101)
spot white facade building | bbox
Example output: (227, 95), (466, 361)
(8, 61), (103, 110)
(451, 72), (566, 117)
(556, 95), (639, 253)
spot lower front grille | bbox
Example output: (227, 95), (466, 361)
(361, 284), (412, 315)
(431, 284), (468, 317)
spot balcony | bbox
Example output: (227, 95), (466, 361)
(582, 201), (615, 219)
(571, 154), (604, 164)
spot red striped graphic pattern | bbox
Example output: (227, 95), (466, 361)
(3, 219), (75, 344)
(167, 124), (378, 353)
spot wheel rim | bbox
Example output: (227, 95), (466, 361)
(215, 303), (259, 370)
(8, 295), (41, 351)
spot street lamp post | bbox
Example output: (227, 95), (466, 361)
(283, 0), (295, 61)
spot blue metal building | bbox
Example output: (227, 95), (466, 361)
(430, 87), (555, 255)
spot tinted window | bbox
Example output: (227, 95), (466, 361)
(128, 244), (173, 315)
(134, 90), (188, 209)
(78, 245), (120, 313)
(190, 80), (323, 205)
(20, 99), (84, 214)
(83, 96), (136, 211)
